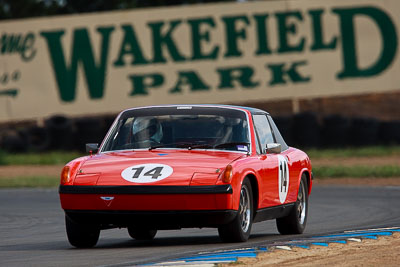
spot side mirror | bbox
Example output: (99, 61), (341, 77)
(265, 143), (281, 154)
(86, 143), (99, 153)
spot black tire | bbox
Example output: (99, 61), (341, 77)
(45, 115), (74, 150)
(276, 175), (308, 235)
(218, 178), (253, 242)
(293, 112), (321, 148)
(273, 116), (294, 146)
(65, 215), (100, 248)
(349, 117), (379, 146)
(0, 130), (28, 153)
(321, 115), (350, 147)
(74, 117), (105, 152)
(379, 121), (400, 145)
(25, 126), (51, 152)
(127, 226), (157, 240)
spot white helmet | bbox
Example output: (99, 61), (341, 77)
(132, 117), (163, 143)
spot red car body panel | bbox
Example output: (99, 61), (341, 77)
(78, 150), (243, 186)
(59, 105), (312, 230)
(60, 149), (311, 211)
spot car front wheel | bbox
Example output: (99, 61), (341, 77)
(218, 178), (253, 242)
(276, 174), (308, 234)
(127, 226), (157, 240)
(65, 215), (100, 248)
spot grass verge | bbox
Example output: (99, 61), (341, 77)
(0, 151), (84, 166)
(0, 176), (59, 188)
(0, 146), (399, 165)
(306, 146), (400, 159)
(314, 165), (400, 178)
(1, 165), (399, 188)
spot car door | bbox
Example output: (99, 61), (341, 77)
(267, 115), (292, 206)
(252, 114), (281, 208)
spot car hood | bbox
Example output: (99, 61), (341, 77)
(76, 150), (245, 186)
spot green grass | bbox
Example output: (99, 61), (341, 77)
(0, 150), (6, 165)
(0, 146), (399, 187)
(0, 166), (399, 188)
(0, 146), (399, 165)
(314, 165), (400, 178)
(0, 176), (59, 188)
(0, 151), (84, 166)
(305, 146), (400, 159)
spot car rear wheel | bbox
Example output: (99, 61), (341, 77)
(218, 178), (253, 242)
(127, 226), (157, 240)
(65, 215), (100, 248)
(276, 174), (308, 234)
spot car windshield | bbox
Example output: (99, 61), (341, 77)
(101, 107), (250, 152)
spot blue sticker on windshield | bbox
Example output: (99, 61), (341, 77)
(237, 145), (248, 151)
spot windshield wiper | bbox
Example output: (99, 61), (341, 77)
(149, 142), (212, 151)
(188, 143), (213, 150)
(149, 142), (188, 150)
(213, 142), (250, 149)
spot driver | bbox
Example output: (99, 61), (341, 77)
(132, 117), (163, 148)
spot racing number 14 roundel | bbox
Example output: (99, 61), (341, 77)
(278, 155), (289, 204)
(121, 164), (173, 183)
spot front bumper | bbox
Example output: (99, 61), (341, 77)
(59, 184), (235, 228)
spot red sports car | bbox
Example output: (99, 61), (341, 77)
(59, 105), (313, 248)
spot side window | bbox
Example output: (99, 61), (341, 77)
(267, 115), (289, 151)
(253, 115), (275, 154)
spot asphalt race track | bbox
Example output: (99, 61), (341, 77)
(1, 185), (400, 266)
